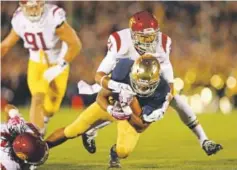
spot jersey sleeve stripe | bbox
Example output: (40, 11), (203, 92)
(111, 32), (121, 52)
(53, 7), (60, 16)
(161, 33), (168, 53)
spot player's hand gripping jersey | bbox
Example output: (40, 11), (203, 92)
(11, 3), (67, 64)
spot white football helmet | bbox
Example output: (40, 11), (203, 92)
(19, 0), (45, 22)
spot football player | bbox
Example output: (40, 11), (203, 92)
(1, 0), (82, 135)
(46, 55), (172, 167)
(1, 104), (48, 170)
(46, 55), (222, 168)
(81, 11), (223, 157)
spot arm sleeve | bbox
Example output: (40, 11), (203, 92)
(97, 35), (118, 74)
(160, 37), (174, 83)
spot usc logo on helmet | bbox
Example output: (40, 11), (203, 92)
(16, 152), (28, 160)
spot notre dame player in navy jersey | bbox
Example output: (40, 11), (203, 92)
(46, 55), (222, 168)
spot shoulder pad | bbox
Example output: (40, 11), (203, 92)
(50, 5), (66, 28)
(109, 29), (131, 55)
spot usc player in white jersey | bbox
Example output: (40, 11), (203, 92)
(1, 105), (48, 170)
(81, 11), (222, 158)
(1, 1), (82, 135)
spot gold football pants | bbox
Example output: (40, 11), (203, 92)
(27, 60), (69, 113)
(64, 102), (140, 158)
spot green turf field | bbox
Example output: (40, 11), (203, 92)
(16, 108), (237, 169)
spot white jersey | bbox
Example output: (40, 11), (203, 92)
(11, 4), (68, 64)
(97, 28), (174, 83)
(0, 117), (39, 170)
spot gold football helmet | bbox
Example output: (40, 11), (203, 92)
(130, 54), (160, 97)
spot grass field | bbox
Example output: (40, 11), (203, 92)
(17, 108), (237, 169)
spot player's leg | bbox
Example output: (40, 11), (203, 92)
(27, 60), (49, 135)
(42, 66), (70, 134)
(46, 102), (115, 148)
(170, 95), (223, 155)
(109, 120), (140, 168)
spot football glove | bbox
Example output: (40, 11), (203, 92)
(107, 102), (132, 120)
(108, 80), (135, 95)
(43, 59), (68, 83)
(142, 108), (164, 123)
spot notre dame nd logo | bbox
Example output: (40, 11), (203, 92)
(129, 17), (136, 28)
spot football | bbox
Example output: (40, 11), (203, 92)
(12, 132), (47, 163)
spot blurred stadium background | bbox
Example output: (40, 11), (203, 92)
(1, 1), (237, 114)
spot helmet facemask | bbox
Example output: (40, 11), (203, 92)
(130, 75), (160, 97)
(131, 28), (159, 54)
(20, 0), (45, 22)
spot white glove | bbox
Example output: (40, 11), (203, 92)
(108, 80), (135, 94)
(43, 59), (68, 83)
(119, 89), (134, 107)
(107, 102), (132, 120)
(142, 93), (172, 123)
(142, 108), (164, 123)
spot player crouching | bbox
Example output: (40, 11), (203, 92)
(1, 105), (48, 170)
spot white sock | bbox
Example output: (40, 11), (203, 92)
(191, 124), (208, 145)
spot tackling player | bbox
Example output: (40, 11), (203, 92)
(1, 0), (82, 135)
(1, 104), (48, 170)
(82, 11), (222, 156)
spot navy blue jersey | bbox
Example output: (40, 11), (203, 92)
(111, 59), (170, 116)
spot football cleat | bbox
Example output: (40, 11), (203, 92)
(109, 145), (121, 168)
(82, 132), (96, 154)
(202, 140), (223, 156)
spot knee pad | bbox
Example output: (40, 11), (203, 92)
(64, 121), (89, 139)
(64, 126), (79, 139)
(116, 146), (130, 159)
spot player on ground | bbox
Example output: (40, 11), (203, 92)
(46, 55), (222, 168)
(81, 11), (223, 156)
(1, 104), (48, 170)
(46, 55), (172, 167)
(1, 0), (82, 135)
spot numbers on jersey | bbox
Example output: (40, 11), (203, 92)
(24, 32), (49, 51)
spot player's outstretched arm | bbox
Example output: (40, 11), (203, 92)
(1, 29), (20, 58)
(56, 21), (82, 63)
(43, 21), (82, 83)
